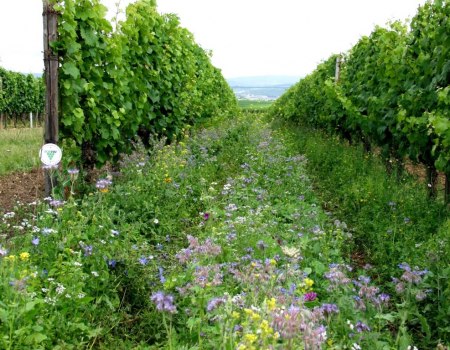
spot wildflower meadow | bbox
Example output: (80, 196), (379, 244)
(0, 114), (448, 349)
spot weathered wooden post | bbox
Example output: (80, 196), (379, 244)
(445, 174), (450, 205)
(43, 0), (59, 196)
(335, 55), (341, 83)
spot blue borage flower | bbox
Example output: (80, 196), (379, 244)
(31, 237), (40, 246)
(151, 291), (177, 313)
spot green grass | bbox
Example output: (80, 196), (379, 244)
(238, 99), (273, 109)
(274, 119), (450, 346)
(0, 128), (43, 175)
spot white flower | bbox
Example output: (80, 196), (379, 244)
(78, 293), (86, 299)
(74, 262), (83, 267)
(56, 283), (66, 295)
(153, 218), (159, 224)
(3, 212), (15, 219)
(91, 271), (99, 277)
(44, 297), (56, 305)
(351, 344), (361, 350)
(281, 246), (301, 258)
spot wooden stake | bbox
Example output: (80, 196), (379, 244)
(43, 0), (59, 196)
(335, 55), (341, 83)
(445, 173), (450, 205)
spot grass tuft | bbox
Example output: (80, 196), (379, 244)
(0, 128), (43, 175)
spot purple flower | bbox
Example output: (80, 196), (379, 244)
(49, 199), (64, 208)
(43, 164), (58, 170)
(158, 267), (166, 283)
(206, 297), (227, 312)
(139, 256), (148, 265)
(256, 240), (268, 250)
(0, 246), (8, 256)
(358, 275), (371, 284)
(203, 212), (210, 221)
(31, 237), (40, 246)
(83, 245), (93, 257)
(320, 303), (339, 315)
(96, 178), (112, 190)
(355, 321), (371, 333)
(304, 292), (317, 302)
(151, 291), (177, 313)
(108, 259), (117, 268)
(379, 293), (390, 303)
(67, 168), (79, 175)
(234, 324), (243, 332)
(226, 232), (237, 241)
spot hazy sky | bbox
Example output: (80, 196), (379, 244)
(0, 0), (426, 78)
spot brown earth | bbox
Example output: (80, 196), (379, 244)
(0, 168), (45, 212)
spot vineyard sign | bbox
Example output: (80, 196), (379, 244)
(40, 143), (62, 166)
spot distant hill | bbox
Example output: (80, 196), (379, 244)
(227, 75), (301, 87)
(227, 75), (301, 101)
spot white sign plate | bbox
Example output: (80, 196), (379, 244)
(40, 143), (62, 166)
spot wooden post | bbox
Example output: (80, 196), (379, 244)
(445, 173), (450, 205)
(335, 55), (341, 83)
(43, 0), (59, 196)
(30, 112), (33, 128)
(0, 113), (3, 129)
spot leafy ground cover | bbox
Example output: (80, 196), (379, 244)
(0, 128), (42, 176)
(273, 120), (450, 348)
(0, 114), (444, 349)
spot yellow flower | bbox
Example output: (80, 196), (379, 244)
(273, 332), (280, 340)
(269, 258), (277, 266)
(244, 308), (253, 315)
(232, 311), (240, 319)
(5, 255), (16, 262)
(266, 297), (276, 311)
(251, 313), (261, 321)
(164, 177), (172, 184)
(237, 345), (247, 350)
(260, 320), (273, 336)
(20, 252), (30, 261)
(100, 188), (109, 193)
(304, 278), (314, 288)
(244, 333), (257, 344)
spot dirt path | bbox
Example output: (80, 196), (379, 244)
(0, 169), (45, 212)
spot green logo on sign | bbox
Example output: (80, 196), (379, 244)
(46, 150), (57, 160)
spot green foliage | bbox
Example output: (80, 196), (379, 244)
(55, 0), (237, 168)
(0, 67), (44, 119)
(275, 120), (450, 347)
(270, 0), (450, 176)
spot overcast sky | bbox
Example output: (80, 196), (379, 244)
(0, 0), (426, 78)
